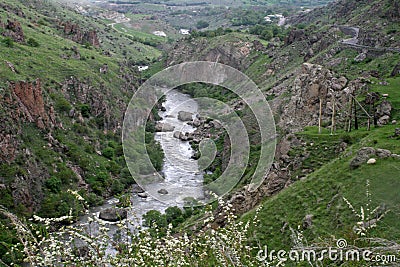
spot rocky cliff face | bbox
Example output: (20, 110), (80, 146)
(220, 63), (357, 217)
(0, 79), (56, 162)
(0, 80), (57, 211)
(61, 21), (100, 47)
(166, 37), (263, 71)
(10, 79), (56, 129)
(1, 19), (25, 43)
(270, 63), (356, 132)
(83, 30), (100, 47)
(60, 76), (127, 131)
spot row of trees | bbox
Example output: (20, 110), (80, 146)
(249, 24), (287, 41)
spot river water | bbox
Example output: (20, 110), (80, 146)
(76, 89), (203, 239)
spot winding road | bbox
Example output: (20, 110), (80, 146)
(338, 25), (400, 53)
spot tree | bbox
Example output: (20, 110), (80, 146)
(27, 38), (39, 47)
(143, 210), (167, 229)
(45, 177), (62, 193)
(165, 206), (184, 227)
(102, 147), (115, 160)
(79, 104), (90, 117)
(196, 20), (209, 29)
(261, 29), (273, 40)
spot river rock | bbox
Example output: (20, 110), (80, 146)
(99, 208), (127, 222)
(367, 158), (376, 164)
(192, 118), (202, 127)
(132, 184), (144, 194)
(173, 131), (181, 139)
(186, 133), (194, 141)
(158, 189), (168, 195)
(137, 192), (147, 198)
(155, 122), (175, 132)
(178, 111), (193, 121)
(180, 133), (188, 141)
(210, 120), (222, 129)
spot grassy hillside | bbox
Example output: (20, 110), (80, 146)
(0, 0), (399, 265)
(0, 1), (164, 262)
(242, 124), (400, 265)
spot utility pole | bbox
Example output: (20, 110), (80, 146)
(331, 95), (336, 135)
(318, 98), (323, 134)
(347, 97), (353, 132)
(354, 97), (358, 130)
(349, 94), (373, 131)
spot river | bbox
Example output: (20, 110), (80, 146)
(76, 89), (203, 241)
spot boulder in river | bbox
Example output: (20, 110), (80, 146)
(178, 111), (193, 122)
(173, 131), (181, 139)
(192, 118), (202, 127)
(99, 208), (127, 222)
(155, 122), (175, 132)
(158, 188), (168, 195)
(132, 184), (145, 194)
(137, 192), (148, 198)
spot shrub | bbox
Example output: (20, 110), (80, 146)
(111, 179), (124, 195)
(165, 206), (184, 227)
(102, 147), (115, 159)
(2, 37), (14, 48)
(196, 20), (209, 29)
(0, 196), (264, 266)
(54, 96), (71, 113)
(45, 177), (62, 193)
(79, 104), (90, 118)
(27, 38), (40, 47)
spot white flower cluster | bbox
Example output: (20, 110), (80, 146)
(1, 196), (264, 266)
(343, 180), (389, 237)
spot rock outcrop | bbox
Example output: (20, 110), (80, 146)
(166, 38), (258, 71)
(9, 79), (54, 129)
(391, 62), (400, 77)
(99, 208), (127, 222)
(155, 122), (175, 132)
(177, 111), (193, 122)
(270, 63), (353, 132)
(350, 147), (398, 169)
(1, 19), (25, 43)
(375, 100), (392, 126)
(61, 21), (100, 47)
(60, 77), (124, 131)
(285, 29), (306, 45)
(83, 30), (100, 47)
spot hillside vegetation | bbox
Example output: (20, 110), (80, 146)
(0, 0), (399, 265)
(0, 0), (165, 262)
